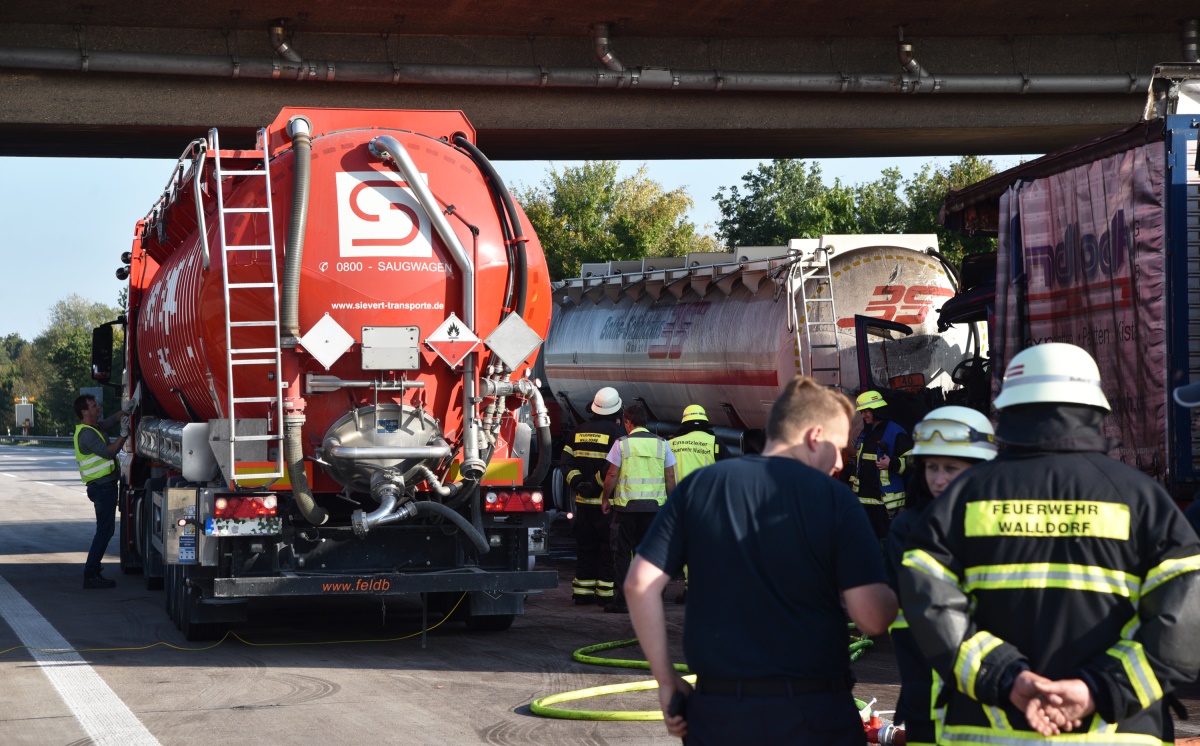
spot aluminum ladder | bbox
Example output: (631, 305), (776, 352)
(209, 127), (285, 486)
(796, 246), (843, 388)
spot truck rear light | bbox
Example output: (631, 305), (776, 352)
(483, 490), (544, 513)
(213, 496), (279, 519)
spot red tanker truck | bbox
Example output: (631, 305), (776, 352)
(95, 108), (557, 639)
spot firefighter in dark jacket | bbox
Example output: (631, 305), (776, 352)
(884, 406), (997, 746)
(852, 390), (912, 539)
(669, 404), (727, 480)
(562, 387), (626, 605)
(667, 403), (727, 604)
(900, 343), (1200, 742)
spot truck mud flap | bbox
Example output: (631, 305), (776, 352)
(212, 569), (558, 598)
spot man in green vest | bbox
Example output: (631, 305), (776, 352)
(670, 404), (727, 482)
(668, 404), (728, 604)
(73, 393), (130, 589)
(600, 402), (676, 614)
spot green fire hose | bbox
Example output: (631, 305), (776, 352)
(531, 629), (874, 721)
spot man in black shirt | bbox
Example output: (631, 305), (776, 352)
(626, 376), (897, 744)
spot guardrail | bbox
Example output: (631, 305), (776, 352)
(0, 435), (74, 445)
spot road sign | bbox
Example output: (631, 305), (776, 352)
(425, 312), (480, 368)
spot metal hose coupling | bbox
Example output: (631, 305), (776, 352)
(350, 470), (406, 537)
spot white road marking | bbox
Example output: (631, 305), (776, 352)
(1, 473), (15, 478)
(35, 481), (57, 487)
(0, 574), (161, 746)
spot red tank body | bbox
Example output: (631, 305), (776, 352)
(132, 109), (551, 490)
(117, 109), (557, 635)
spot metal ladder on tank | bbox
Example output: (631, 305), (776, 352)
(210, 127), (286, 487)
(794, 245), (843, 389)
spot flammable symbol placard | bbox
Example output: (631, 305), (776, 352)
(425, 312), (480, 368)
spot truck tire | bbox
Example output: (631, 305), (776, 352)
(118, 483), (141, 575)
(165, 563), (179, 624)
(138, 495), (164, 590)
(170, 566), (225, 642)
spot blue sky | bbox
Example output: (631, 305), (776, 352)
(0, 153), (1030, 341)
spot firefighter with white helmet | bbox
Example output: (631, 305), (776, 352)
(560, 387), (626, 605)
(852, 390), (913, 539)
(900, 343), (1200, 740)
(884, 406), (997, 746)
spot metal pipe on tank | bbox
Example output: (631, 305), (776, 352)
(452, 135), (529, 318)
(369, 135), (485, 479)
(278, 114), (328, 527)
(281, 115), (312, 344)
(325, 442), (453, 460)
(0, 46), (1152, 95)
(1185, 20), (1199, 63)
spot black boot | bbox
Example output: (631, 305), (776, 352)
(83, 572), (116, 589)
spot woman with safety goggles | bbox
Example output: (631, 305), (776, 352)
(883, 406), (997, 746)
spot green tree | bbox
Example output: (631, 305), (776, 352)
(903, 156), (999, 265)
(713, 156), (999, 266)
(516, 161), (719, 280)
(853, 167), (909, 235)
(0, 333), (28, 425)
(714, 160), (858, 247)
(27, 295), (123, 433)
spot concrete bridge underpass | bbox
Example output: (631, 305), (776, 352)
(1, 1), (1198, 160)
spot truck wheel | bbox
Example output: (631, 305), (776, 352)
(139, 497), (164, 591)
(464, 613), (515, 632)
(178, 569), (226, 642)
(165, 564), (180, 625)
(119, 484), (141, 575)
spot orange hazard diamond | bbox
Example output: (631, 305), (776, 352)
(425, 312), (480, 368)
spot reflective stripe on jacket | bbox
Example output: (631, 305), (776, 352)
(563, 417), (624, 505)
(74, 423), (116, 484)
(669, 430), (717, 482)
(899, 408), (1200, 743)
(854, 419), (908, 510)
(613, 429), (667, 511)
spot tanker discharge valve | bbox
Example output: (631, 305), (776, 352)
(350, 470), (407, 538)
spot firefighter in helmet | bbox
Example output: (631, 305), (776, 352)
(668, 403), (727, 604)
(851, 390), (912, 539)
(884, 406), (997, 746)
(900, 343), (1200, 741)
(561, 387), (625, 605)
(670, 404), (726, 482)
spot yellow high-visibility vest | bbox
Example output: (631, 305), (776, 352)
(74, 423), (116, 484)
(612, 429), (668, 510)
(670, 430), (717, 482)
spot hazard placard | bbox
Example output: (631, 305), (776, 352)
(425, 313), (480, 368)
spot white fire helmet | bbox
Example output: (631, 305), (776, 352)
(911, 406), (998, 462)
(993, 343), (1111, 412)
(591, 387), (623, 416)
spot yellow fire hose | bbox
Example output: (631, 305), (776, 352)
(530, 629), (874, 721)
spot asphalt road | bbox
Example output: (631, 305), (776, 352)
(1, 444), (1197, 744)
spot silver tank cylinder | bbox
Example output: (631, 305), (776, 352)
(319, 404), (449, 493)
(544, 235), (975, 431)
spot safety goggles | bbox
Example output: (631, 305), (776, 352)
(913, 419), (996, 447)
